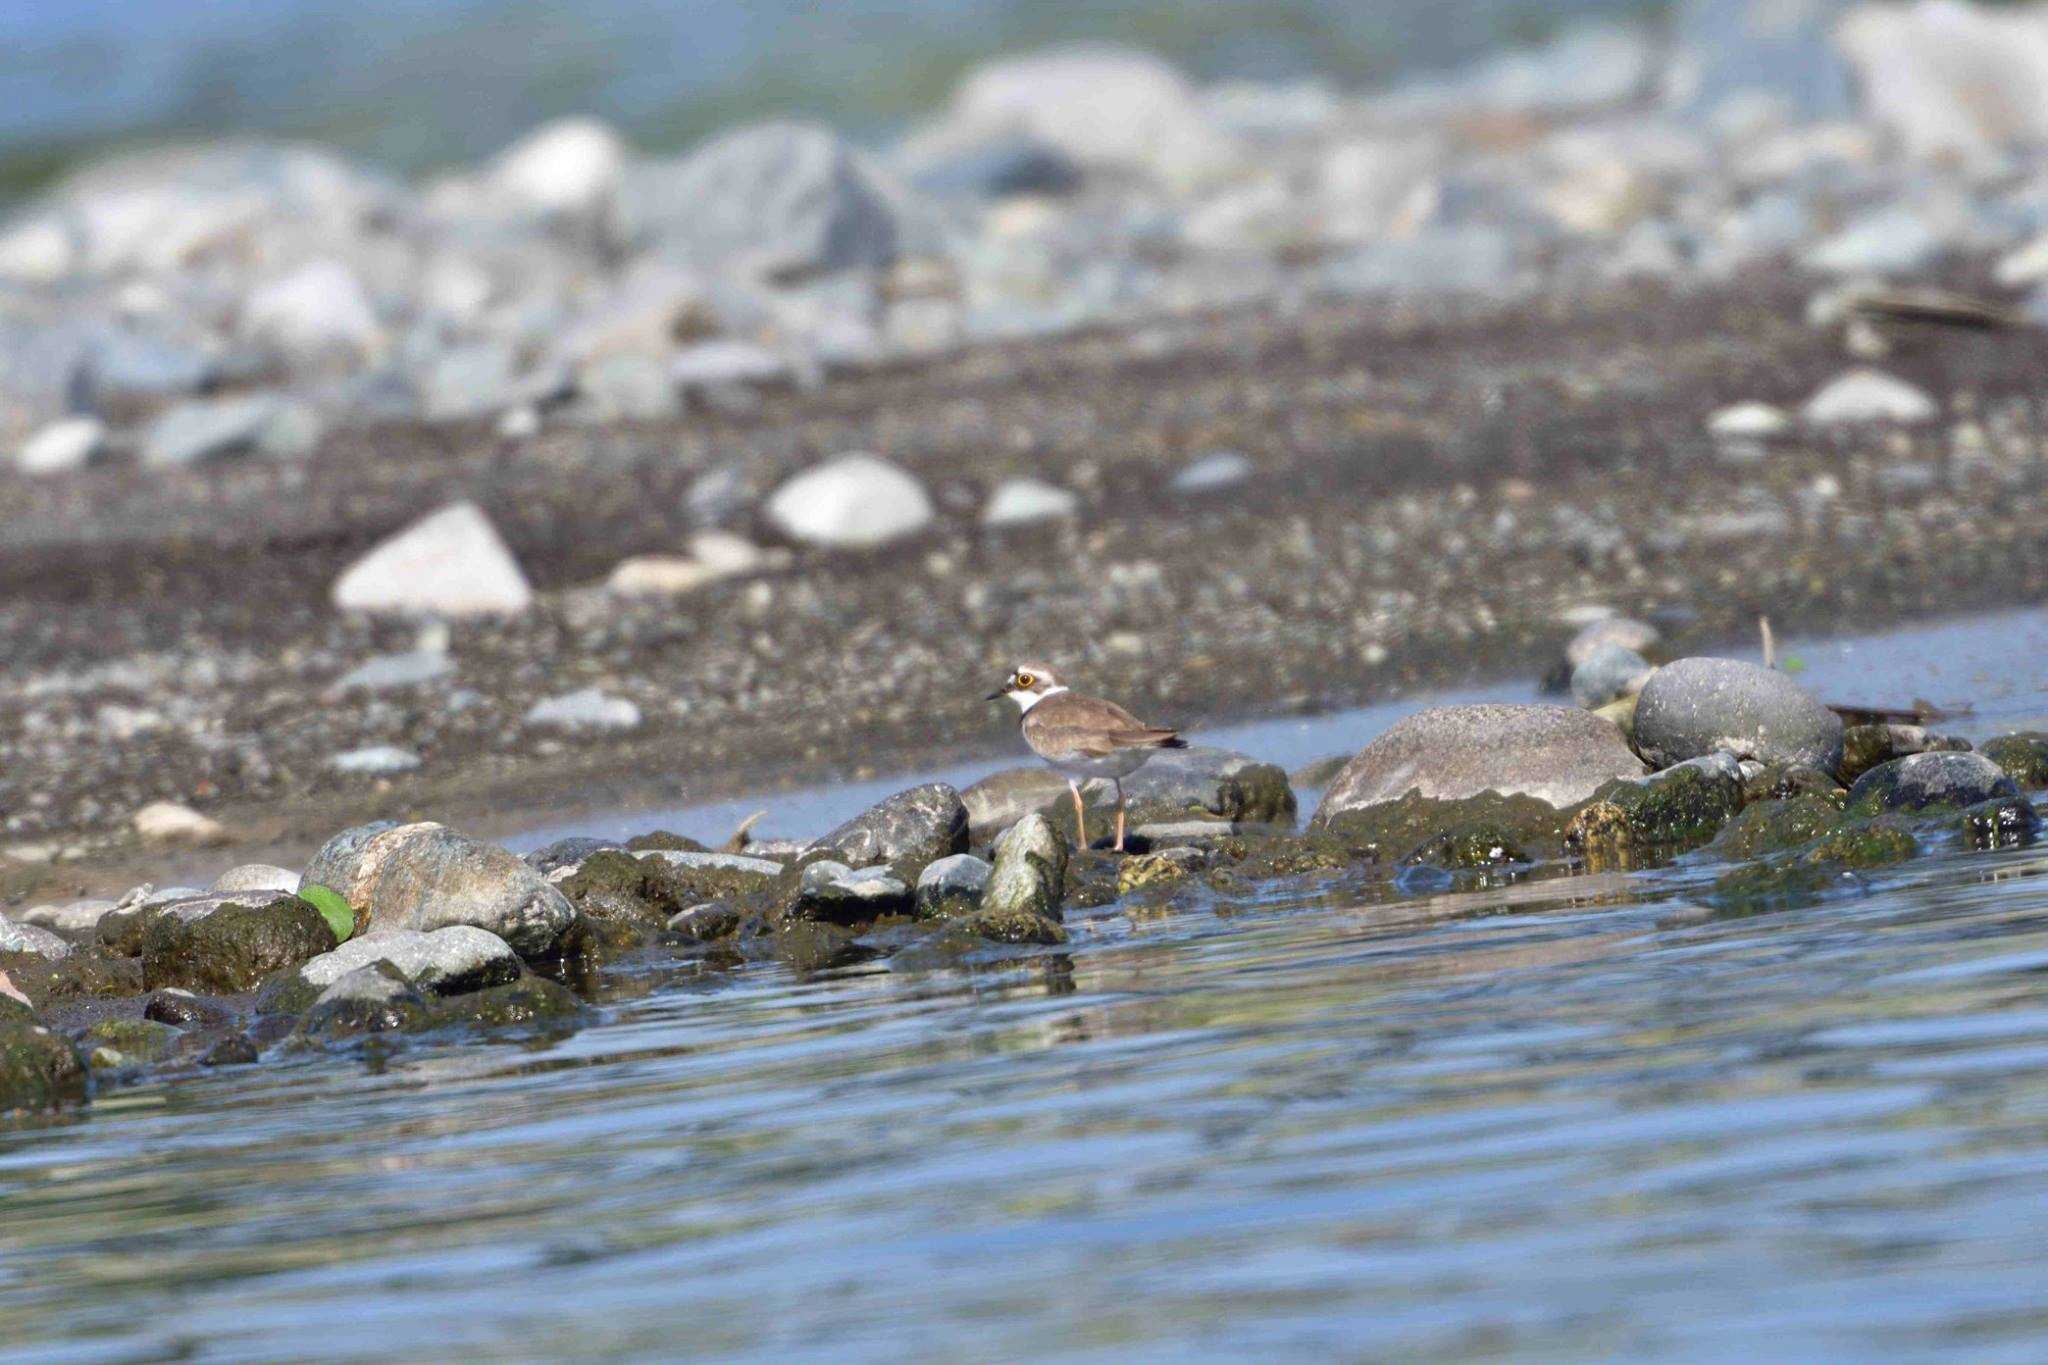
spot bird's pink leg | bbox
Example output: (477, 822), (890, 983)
(1069, 780), (1087, 851)
(1113, 779), (1128, 852)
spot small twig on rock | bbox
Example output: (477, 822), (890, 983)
(721, 810), (767, 853)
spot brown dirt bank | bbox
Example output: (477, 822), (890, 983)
(6, 266), (2048, 903)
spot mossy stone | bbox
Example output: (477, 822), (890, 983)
(1980, 735), (2048, 789)
(83, 1017), (180, 1065)
(959, 908), (1069, 946)
(1741, 764), (1847, 809)
(1804, 816), (1918, 869)
(1708, 859), (1846, 914)
(1711, 796), (1845, 860)
(0, 998), (89, 1115)
(1117, 852), (1201, 894)
(429, 974), (584, 1032)
(142, 898), (336, 994)
(772, 922), (869, 973)
(1960, 797), (2041, 852)
(1567, 761), (1742, 863)
(1401, 823), (1530, 869)
(1317, 791), (1574, 864)
(623, 831), (709, 853)
(0, 948), (143, 1009)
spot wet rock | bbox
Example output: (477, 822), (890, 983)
(298, 926), (521, 997)
(809, 783), (968, 871)
(1401, 824), (1531, 870)
(141, 897), (336, 993)
(1847, 753), (2020, 817)
(982, 478), (1078, 526)
(144, 988), (233, 1029)
(765, 453), (935, 550)
(667, 903), (745, 942)
(1128, 821), (1257, 849)
(209, 864), (301, 896)
(12, 417), (106, 475)
(961, 767), (1072, 845)
(0, 998), (89, 1115)
(331, 502), (534, 618)
(1117, 848), (1206, 894)
(1804, 816), (1919, 869)
(1741, 764), (1846, 808)
(633, 121), (915, 278)
(1118, 747), (1297, 830)
(1979, 734), (2048, 788)
(1571, 644), (1654, 710)
(301, 962), (433, 1039)
(524, 688), (641, 732)
(1837, 724), (1967, 787)
(1633, 658), (1844, 772)
(956, 907), (1068, 946)
(133, 801), (229, 846)
(142, 395), (321, 467)
(1567, 754), (1745, 861)
(0, 948), (142, 1008)
(84, 1017), (180, 1066)
(1709, 859), (1854, 914)
(525, 837), (625, 874)
(788, 861), (913, 926)
(301, 822), (574, 956)
(772, 921), (870, 973)
(1712, 795), (1846, 860)
(1801, 369), (1937, 427)
(436, 975), (583, 1032)
(328, 744), (422, 776)
(199, 1034), (261, 1067)
(0, 917), (71, 960)
(1314, 704), (1646, 824)
(915, 854), (991, 919)
(981, 813), (1068, 922)
(1961, 797), (2041, 852)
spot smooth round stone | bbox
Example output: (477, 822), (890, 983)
(1848, 752), (2021, 815)
(1633, 657), (1844, 772)
(1572, 644), (1655, 710)
(765, 453), (934, 550)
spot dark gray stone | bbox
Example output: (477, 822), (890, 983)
(1571, 643), (1654, 710)
(1848, 752), (2021, 816)
(809, 784), (968, 871)
(1634, 657), (1845, 772)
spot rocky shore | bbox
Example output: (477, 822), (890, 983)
(5, 640), (2046, 1120)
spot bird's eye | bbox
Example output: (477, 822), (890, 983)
(1015, 672), (1034, 689)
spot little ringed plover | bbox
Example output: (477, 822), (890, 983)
(986, 663), (1186, 852)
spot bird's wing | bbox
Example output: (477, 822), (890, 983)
(1029, 694), (1181, 756)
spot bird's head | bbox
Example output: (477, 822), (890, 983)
(985, 663), (1065, 712)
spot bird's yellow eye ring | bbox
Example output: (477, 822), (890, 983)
(1014, 672), (1035, 689)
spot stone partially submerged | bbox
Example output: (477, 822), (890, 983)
(1313, 703), (1646, 824)
(301, 822), (575, 956)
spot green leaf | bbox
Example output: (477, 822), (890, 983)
(1781, 655), (1808, 674)
(299, 884), (355, 944)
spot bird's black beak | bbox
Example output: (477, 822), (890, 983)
(984, 690), (1005, 702)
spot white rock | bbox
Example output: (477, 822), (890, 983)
(0, 216), (74, 283)
(1171, 450), (1252, 493)
(16, 899), (117, 938)
(1801, 369), (1938, 426)
(133, 801), (228, 846)
(208, 864), (302, 895)
(13, 418), (106, 475)
(952, 46), (1231, 189)
(1800, 204), (1945, 276)
(671, 340), (790, 391)
(332, 648), (455, 693)
(243, 259), (381, 358)
(1708, 403), (1791, 440)
(607, 533), (768, 597)
(982, 478), (1078, 526)
(1838, 2), (2048, 163)
(765, 453), (934, 549)
(489, 118), (627, 217)
(332, 502), (534, 618)
(328, 745), (423, 776)
(1995, 233), (2048, 289)
(525, 688), (641, 732)
(496, 405), (542, 440)
(299, 925), (520, 994)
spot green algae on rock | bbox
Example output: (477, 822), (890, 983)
(1566, 756), (1744, 863)
(1401, 824), (1531, 870)
(1960, 796), (2042, 851)
(1980, 734), (2048, 789)
(1711, 795), (1847, 860)
(1315, 791), (1576, 863)
(142, 898), (337, 994)
(1847, 753), (2020, 817)
(0, 947), (143, 1009)
(0, 997), (89, 1116)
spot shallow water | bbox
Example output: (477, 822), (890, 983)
(8, 608), (2048, 1361)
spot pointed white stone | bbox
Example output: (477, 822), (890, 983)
(331, 502), (534, 617)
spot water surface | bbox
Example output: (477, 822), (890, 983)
(7, 607), (2048, 1361)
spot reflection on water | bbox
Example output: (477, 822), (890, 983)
(9, 607), (2048, 1358)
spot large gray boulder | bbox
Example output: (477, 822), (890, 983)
(809, 784), (968, 870)
(629, 121), (920, 279)
(1633, 657), (1844, 772)
(301, 822), (574, 957)
(1313, 704), (1647, 823)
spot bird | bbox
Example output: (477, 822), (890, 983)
(986, 663), (1186, 852)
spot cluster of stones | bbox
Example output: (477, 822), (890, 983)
(5, 622), (2044, 1120)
